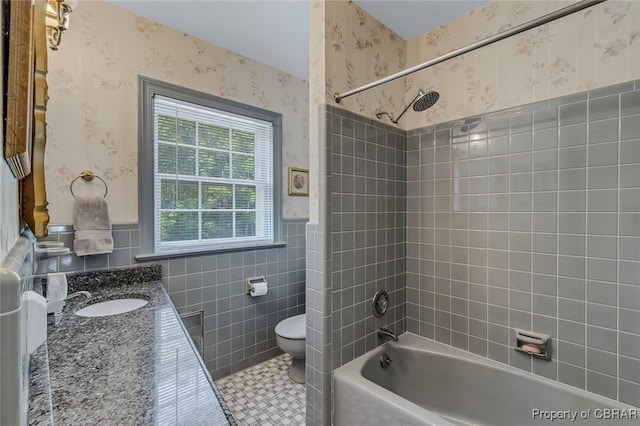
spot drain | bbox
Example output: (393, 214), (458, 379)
(380, 353), (393, 369)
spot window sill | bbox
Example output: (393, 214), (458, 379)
(135, 241), (287, 261)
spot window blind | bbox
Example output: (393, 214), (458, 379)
(152, 95), (274, 253)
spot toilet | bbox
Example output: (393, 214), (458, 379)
(275, 313), (306, 383)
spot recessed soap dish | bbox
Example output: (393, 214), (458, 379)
(514, 328), (552, 361)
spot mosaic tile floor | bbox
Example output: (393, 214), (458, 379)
(216, 354), (305, 426)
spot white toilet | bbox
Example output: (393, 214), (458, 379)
(275, 313), (306, 383)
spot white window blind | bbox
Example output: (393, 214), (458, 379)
(153, 95), (274, 253)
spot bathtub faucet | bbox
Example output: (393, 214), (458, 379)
(377, 327), (398, 343)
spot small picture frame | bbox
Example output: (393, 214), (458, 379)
(288, 167), (309, 196)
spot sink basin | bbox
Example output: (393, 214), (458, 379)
(75, 298), (148, 317)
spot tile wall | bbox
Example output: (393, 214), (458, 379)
(38, 219), (307, 378)
(306, 105), (407, 425)
(328, 105), (406, 366)
(406, 80), (640, 406)
(305, 221), (330, 425)
(305, 104), (331, 426)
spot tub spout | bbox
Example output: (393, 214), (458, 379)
(377, 327), (398, 342)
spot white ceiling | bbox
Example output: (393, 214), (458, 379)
(353, 1), (489, 41)
(105, 0), (488, 81)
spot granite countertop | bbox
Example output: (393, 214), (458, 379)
(30, 266), (235, 425)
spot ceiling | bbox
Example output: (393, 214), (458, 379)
(105, 1), (489, 81)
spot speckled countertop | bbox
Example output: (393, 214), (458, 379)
(29, 265), (235, 426)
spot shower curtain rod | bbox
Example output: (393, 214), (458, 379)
(333, 0), (606, 103)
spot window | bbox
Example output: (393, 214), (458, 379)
(138, 77), (282, 257)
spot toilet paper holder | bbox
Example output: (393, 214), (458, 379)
(245, 276), (268, 294)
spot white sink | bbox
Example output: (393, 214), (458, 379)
(75, 298), (148, 317)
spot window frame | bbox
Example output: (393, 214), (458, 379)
(137, 76), (283, 258)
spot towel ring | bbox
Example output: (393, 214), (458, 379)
(70, 170), (108, 198)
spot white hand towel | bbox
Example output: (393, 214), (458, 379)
(73, 196), (114, 256)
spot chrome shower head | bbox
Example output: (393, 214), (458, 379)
(375, 89), (440, 124)
(412, 90), (439, 112)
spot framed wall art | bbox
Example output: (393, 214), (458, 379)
(287, 167), (308, 196)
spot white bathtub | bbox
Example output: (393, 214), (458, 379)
(333, 333), (638, 426)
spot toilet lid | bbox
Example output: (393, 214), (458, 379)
(275, 313), (306, 339)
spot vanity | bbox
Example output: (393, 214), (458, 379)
(28, 265), (235, 425)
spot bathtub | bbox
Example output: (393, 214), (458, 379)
(333, 333), (638, 426)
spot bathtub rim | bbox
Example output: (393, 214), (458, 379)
(333, 338), (456, 426)
(333, 332), (638, 425)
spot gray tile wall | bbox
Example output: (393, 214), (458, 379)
(305, 221), (330, 426)
(327, 105), (406, 368)
(305, 104), (332, 426)
(306, 105), (407, 426)
(406, 80), (640, 406)
(38, 219), (307, 379)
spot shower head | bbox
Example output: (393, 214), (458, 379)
(375, 89), (440, 124)
(412, 90), (439, 112)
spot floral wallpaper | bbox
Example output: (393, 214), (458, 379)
(308, 0), (407, 222)
(324, 0), (407, 123)
(405, 0), (640, 129)
(46, 0), (309, 224)
(47, 1), (640, 225)
(317, 1), (640, 131)
(308, 0), (326, 223)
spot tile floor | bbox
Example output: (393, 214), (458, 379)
(216, 354), (305, 426)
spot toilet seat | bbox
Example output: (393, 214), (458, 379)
(275, 313), (305, 339)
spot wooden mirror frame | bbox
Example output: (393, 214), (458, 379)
(3, 0), (34, 178)
(3, 0), (50, 237)
(22, 0), (50, 237)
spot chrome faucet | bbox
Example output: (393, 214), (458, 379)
(48, 291), (92, 327)
(65, 291), (92, 301)
(377, 327), (398, 342)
